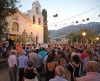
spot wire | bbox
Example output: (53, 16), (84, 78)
(57, 0), (73, 13)
(50, 5), (100, 25)
(48, 18), (100, 27)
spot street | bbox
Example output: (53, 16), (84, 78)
(0, 64), (10, 81)
(0, 63), (45, 81)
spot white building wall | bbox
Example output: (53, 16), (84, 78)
(6, 12), (43, 43)
(6, 1), (44, 43)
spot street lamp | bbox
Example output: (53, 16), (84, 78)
(82, 32), (86, 44)
(96, 37), (99, 40)
(96, 37), (99, 44)
(82, 32), (86, 36)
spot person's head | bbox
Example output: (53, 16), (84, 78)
(86, 48), (94, 60)
(72, 54), (80, 64)
(57, 51), (65, 57)
(42, 47), (45, 51)
(27, 60), (34, 67)
(55, 65), (65, 76)
(11, 50), (16, 55)
(21, 50), (26, 55)
(46, 54), (54, 63)
(9, 46), (13, 50)
(86, 61), (100, 72)
(35, 49), (39, 54)
(31, 49), (34, 52)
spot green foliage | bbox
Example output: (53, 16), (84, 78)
(0, 0), (21, 40)
(42, 9), (49, 43)
(42, 9), (47, 23)
(67, 32), (78, 43)
(67, 28), (100, 44)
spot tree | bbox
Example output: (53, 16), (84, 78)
(78, 28), (99, 43)
(0, 0), (21, 41)
(42, 9), (49, 43)
(67, 32), (78, 44)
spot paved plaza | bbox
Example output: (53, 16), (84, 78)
(0, 63), (45, 81)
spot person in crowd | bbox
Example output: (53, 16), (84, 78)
(98, 54), (100, 64)
(16, 40), (23, 52)
(44, 54), (57, 81)
(33, 49), (42, 81)
(39, 47), (47, 63)
(76, 61), (100, 81)
(8, 46), (13, 56)
(0, 45), (3, 59)
(39, 47), (47, 77)
(7, 50), (17, 81)
(29, 49), (36, 61)
(24, 60), (38, 81)
(7, 37), (14, 47)
(47, 44), (52, 54)
(25, 47), (30, 56)
(54, 51), (65, 62)
(2, 39), (6, 54)
(18, 50), (29, 81)
(82, 48), (94, 75)
(66, 54), (82, 81)
(80, 46), (87, 60)
(49, 65), (67, 81)
(58, 51), (66, 67)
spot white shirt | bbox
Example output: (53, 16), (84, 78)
(8, 54), (17, 67)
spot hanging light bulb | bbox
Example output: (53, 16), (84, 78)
(86, 18), (89, 21)
(55, 25), (57, 26)
(82, 19), (85, 22)
(76, 21), (78, 23)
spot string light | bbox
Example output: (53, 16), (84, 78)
(49, 17), (100, 27)
(49, 5), (100, 25)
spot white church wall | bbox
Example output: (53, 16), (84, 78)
(6, 1), (44, 43)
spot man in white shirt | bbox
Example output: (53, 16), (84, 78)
(8, 50), (17, 81)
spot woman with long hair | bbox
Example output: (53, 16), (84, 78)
(44, 54), (57, 81)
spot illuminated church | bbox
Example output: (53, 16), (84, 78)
(6, 1), (44, 43)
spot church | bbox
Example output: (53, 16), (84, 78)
(6, 1), (44, 43)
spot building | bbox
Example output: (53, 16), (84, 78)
(6, 1), (44, 43)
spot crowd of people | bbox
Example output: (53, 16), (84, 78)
(1, 39), (100, 81)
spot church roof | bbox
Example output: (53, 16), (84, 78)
(16, 9), (33, 23)
(32, 1), (41, 7)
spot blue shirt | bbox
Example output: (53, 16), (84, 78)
(39, 51), (47, 63)
(18, 55), (28, 68)
(25, 49), (30, 55)
(49, 76), (67, 81)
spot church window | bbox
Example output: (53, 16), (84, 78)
(36, 7), (39, 14)
(12, 22), (19, 31)
(38, 18), (41, 25)
(33, 15), (35, 24)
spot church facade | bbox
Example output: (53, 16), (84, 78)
(6, 1), (44, 43)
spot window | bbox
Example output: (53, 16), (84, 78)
(38, 18), (41, 25)
(36, 7), (39, 14)
(12, 22), (19, 31)
(33, 15), (35, 24)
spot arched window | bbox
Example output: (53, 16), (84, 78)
(36, 7), (39, 14)
(12, 22), (19, 31)
(33, 15), (35, 24)
(38, 18), (41, 25)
